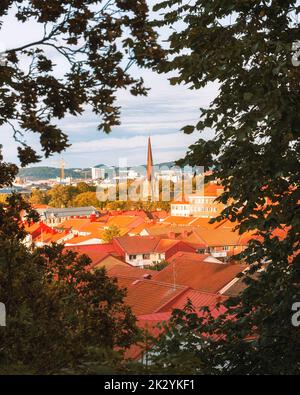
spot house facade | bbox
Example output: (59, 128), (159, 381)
(112, 236), (195, 267)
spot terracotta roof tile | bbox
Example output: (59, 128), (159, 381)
(158, 288), (227, 314)
(155, 239), (181, 253)
(113, 235), (191, 255)
(128, 223), (148, 235)
(163, 216), (195, 225)
(113, 235), (161, 254)
(58, 218), (91, 231)
(123, 280), (188, 316)
(92, 255), (127, 271)
(150, 211), (169, 220)
(194, 227), (245, 247)
(153, 252), (246, 293)
(107, 215), (144, 229)
(64, 243), (117, 266)
(107, 265), (153, 279)
(64, 235), (103, 245)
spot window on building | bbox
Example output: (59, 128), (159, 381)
(129, 254), (137, 260)
(143, 254), (150, 260)
(223, 246), (230, 251)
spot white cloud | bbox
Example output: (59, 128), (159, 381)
(69, 132), (195, 153)
(0, 7), (219, 169)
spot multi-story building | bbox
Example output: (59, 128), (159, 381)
(171, 182), (225, 218)
(91, 167), (105, 180)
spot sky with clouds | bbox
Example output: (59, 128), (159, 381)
(0, 2), (218, 169)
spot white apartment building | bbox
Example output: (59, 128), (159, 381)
(171, 184), (224, 218)
(91, 167), (105, 180)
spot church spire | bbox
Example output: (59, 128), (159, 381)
(147, 136), (153, 182)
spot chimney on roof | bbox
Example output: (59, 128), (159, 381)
(142, 273), (152, 280)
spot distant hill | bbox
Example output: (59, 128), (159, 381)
(18, 167), (91, 180)
(18, 161), (178, 180)
(154, 161), (176, 168)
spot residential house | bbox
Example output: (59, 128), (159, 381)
(24, 221), (71, 247)
(112, 235), (195, 267)
(64, 243), (119, 267)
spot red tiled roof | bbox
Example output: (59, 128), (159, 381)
(92, 255), (128, 271)
(175, 228), (207, 249)
(124, 290), (227, 360)
(124, 280), (188, 316)
(138, 312), (172, 321)
(107, 264), (153, 279)
(187, 218), (216, 228)
(64, 235), (103, 245)
(153, 252), (246, 293)
(203, 182), (224, 196)
(113, 236), (160, 254)
(113, 235), (193, 255)
(151, 210), (169, 220)
(155, 239), (181, 253)
(193, 227), (245, 247)
(58, 218), (92, 231)
(158, 288), (227, 314)
(34, 231), (67, 244)
(128, 223), (148, 235)
(163, 216), (195, 225)
(106, 215), (145, 229)
(121, 210), (149, 219)
(64, 243), (117, 266)
(141, 223), (171, 236)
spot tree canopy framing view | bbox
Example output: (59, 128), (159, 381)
(0, 0), (299, 376)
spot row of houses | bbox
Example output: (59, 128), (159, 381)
(21, 178), (288, 363)
(24, 206), (254, 264)
(61, 243), (248, 361)
(23, 203), (286, 362)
